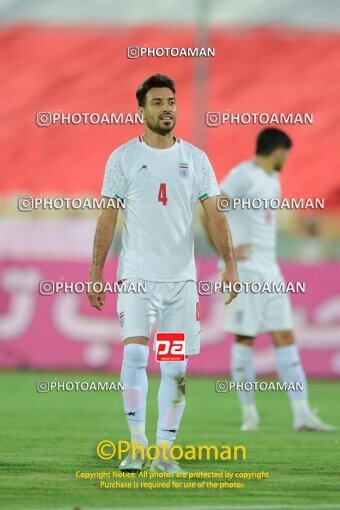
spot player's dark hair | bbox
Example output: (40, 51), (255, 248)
(136, 74), (176, 107)
(256, 128), (292, 155)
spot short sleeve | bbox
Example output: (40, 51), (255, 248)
(198, 153), (221, 202)
(220, 167), (248, 199)
(101, 150), (126, 200)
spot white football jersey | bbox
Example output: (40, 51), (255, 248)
(220, 160), (282, 277)
(102, 136), (220, 282)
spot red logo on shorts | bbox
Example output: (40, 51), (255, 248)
(196, 302), (200, 321)
(155, 332), (186, 362)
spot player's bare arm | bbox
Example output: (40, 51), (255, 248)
(88, 197), (119, 311)
(200, 206), (215, 248)
(201, 195), (239, 305)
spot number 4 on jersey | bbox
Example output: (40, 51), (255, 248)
(158, 183), (168, 206)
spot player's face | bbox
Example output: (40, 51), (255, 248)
(140, 87), (177, 134)
(273, 148), (289, 171)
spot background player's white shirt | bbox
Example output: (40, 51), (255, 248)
(102, 136), (220, 282)
(220, 160), (282, 277)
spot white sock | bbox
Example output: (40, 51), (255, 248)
(231, 343), (258, 419)
(156, 360), (187, 458)
(120, 344), (149, 446)
(275, 344), (310, 422)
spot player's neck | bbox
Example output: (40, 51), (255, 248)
(254, 156), (275, 174)
(142, 131), (175, 149)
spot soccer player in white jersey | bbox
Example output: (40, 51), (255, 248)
(87, 74), (239, 473)
(217, 128), (335, 432)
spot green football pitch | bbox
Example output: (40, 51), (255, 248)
(1, 371), (339, 510)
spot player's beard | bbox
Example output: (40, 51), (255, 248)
(273, 158), (284, 171)
(274, 154), (286, 171)
(145, 116), (176, 135)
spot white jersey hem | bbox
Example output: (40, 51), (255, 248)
(117, 274), (197, 283)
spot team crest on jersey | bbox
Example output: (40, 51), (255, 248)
(179, 163), (189, 178)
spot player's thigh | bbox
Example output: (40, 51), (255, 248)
(224, 272), (265, 337)
(262, 290), (294, 337)
(117, 280), (156, 342)
(157, 281), (200, 356)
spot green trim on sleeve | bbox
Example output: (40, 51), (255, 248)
(199, 193), (208, 201)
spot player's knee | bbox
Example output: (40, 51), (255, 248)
(122, 343), (149, 369)
(160, 361), (187, 398)
(235, 335), (254, 346)
(272, 330), (295, 347)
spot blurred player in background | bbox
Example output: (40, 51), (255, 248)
(88, 74), (239, 473)
(206, 128), (335, 432)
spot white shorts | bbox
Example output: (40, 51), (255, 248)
(117, 279), (201, 355)
(224, 270), (293, 337)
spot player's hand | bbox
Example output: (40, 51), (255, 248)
(234, 243), (252, 260)
(87, 276), (106, 311)
(221, 264), (239, 305)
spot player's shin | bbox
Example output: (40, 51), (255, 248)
(231, 343), (259, 426)
(156, 360), (187, 458)
(120, 344), (149, 447)
(275, 344), (310, 421)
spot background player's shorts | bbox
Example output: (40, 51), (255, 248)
(224, 270), (293, 337)
(117, 279), (201, 355)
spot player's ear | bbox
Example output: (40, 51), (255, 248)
(137, 106), (144, 122)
